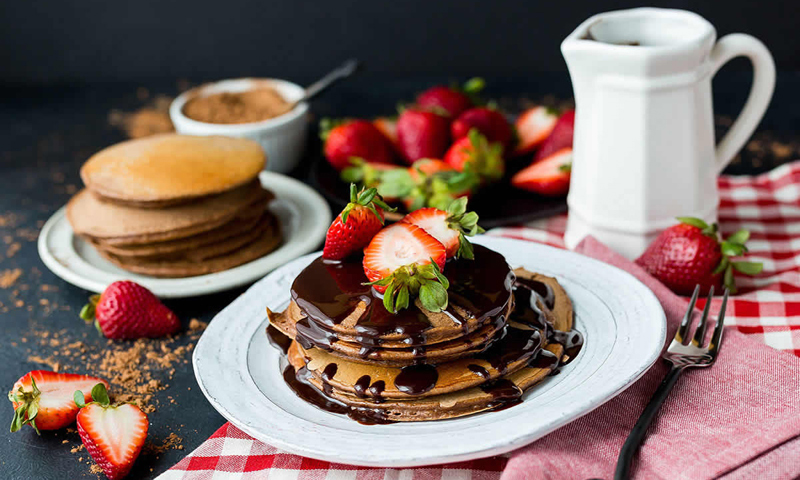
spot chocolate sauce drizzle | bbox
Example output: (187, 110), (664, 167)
(273, 248), (584, 423)
(290, 246), (514, 361)
(266, 324), (292, 354)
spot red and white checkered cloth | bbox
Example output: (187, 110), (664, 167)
(159, 161), (800, 480)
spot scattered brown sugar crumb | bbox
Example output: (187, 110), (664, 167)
(70, 444), (85, 454)
(89, 464), (103, 474)
(183, 87), (292, 124)
(0, 212), (19, 228)
(0, 269), (22, 288)
(109, 96), (175, 139)
(6, 242), (20, 258)
(188, 318), (208, 331)
(15, 228), (39, 242)
(144, 432), (184, 455)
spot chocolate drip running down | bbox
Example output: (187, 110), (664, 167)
(270, 248), (584, 423)
(290, 245), (515, 360)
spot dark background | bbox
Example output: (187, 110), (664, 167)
(1, 0), (799, 85)
(1, 1), (799, 479)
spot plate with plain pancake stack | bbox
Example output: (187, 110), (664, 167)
(38, 134), (331, 298)
(193, 236), (667, 467)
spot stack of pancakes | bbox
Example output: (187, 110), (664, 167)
(267, 244), (582, 423)
(67, 134), (282, 278)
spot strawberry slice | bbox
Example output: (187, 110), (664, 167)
(513, 106), (559, 156)
(372, 117), (400, 153)
(401, 198), (485, 259)
(75, 383), (148, 480)
(362, 223), (448, 313)
(443, 129), (504, 182)
(8, 370), (109, 433)
(534, 109), (575, 161)
(511, 147), (572, 196)
(323, 185), (394, 260)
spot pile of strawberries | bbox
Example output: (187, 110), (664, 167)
(323, 184), (482, 313)
(320, 79), (577, 212)
(8, 280), (181, 479)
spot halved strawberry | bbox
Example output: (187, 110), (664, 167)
(534, 109), (575, 161)
(511, 147), (572, 196)
(513, 106), (558, 156)
(443, 129), (504, 182)
(373, 117), (400, 153)
(401, 198), (484, 259)
(323, 185), (394, 260)
(362, 223), (448, 313)
(8, 370), (109, 433)
(75, 383), (148, 480)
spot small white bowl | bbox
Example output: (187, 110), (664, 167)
(170, 78), (309, 174)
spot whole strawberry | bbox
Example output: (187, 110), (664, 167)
(415, 78), (484, 118)
(451, 107), (513, 148)
(444, 129), (504, 182)
(323, 185), (394, 260)
(396, 108), (452, 164)
(635, 217), (763, 295)
(80, 281), (180, 339)
(321, 119), (396, 171)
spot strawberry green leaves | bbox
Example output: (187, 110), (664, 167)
(678, 218), (763, 293)
(74, 383), (110, 409)
(366, 261), (450, 313)
(8, 377), (41, 434)
(341, 184), (394, 225)
(445, 197), (485, 260)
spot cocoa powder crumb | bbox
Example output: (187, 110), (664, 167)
(0, 269), (22, 288)
(6, 242), (20, 258)
(89, 464), (103, 474)
(144, 432), (184, 455)
(70, 444), (85, 453)
(109, 96), (175, 139)
(188, 318), (207, 331)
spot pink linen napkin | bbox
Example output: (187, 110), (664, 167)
(501, 236), (800, 480)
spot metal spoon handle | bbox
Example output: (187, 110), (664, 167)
(297, 59), (361, 105)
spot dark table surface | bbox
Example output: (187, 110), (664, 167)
(1, 72), (798, 480)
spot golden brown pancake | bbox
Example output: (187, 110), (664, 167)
(92, 208), (265, 258)
(268, 301), (510, 367)
(80, 134), (266, 206)
(67, 181), (269, 242)
(98, 215), (282, 278)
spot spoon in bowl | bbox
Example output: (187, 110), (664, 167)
(291, 59), (362, 109)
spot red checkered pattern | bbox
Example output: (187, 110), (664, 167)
(160, 161), (800, 479)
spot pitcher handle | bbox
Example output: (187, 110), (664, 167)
(711, 34), (776, 173)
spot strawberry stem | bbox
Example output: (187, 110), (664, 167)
(445, 198), (485, 259)
(341, 184), (395, 224)
(8, 376), (42, 434)
(365, 261), (450, 313)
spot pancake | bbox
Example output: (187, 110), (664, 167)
(80, 134), (266, 206)
(273, 263), (582, 423)
(286, 341), (564, 422)
(92, 207), (265, 258)
(268, 301), (510, 367)
(67, 181), (269, 242)
(92, 211), (275, 262)
(98, 215), (282, 277)
(285, 245), (515, 349)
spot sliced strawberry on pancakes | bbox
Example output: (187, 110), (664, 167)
(8, 370), (109, 433)
(363, 223), (448, 313)
(75, 383), (148, 480)
(511, 147), (573, 196)
(401, 198), (484, 259)
(513, 106), (559, 156)
(323, 185), (394, 260)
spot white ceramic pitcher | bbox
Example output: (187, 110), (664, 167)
(561, 8), (775, 259)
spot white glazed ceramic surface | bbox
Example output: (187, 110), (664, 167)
(170, 78), (310, 174)
(37, 172), (331, 298)
(193, 236), (667, 467)
(561, 8), (775, 259)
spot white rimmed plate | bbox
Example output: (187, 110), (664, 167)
(193, 236), (666, 467)
(37, 171), (331, 298)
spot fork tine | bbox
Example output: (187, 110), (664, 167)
(709, 288), (729, 354)
(691, 286), (715, 346)
(676, 285), (700, 344)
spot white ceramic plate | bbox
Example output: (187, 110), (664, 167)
(37, 171), (332, 298)
(193, 236), (667, 467)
